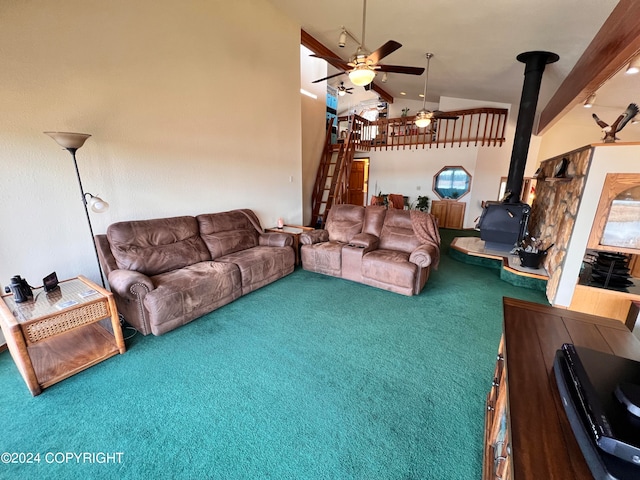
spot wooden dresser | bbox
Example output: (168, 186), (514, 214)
(483, 297), (640, 479)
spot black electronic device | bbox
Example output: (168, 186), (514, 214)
(4, 275), (33, 303)
(43, 271), (59, 293)
(615, 383), (640, 419)
(554, 343), (640, 480)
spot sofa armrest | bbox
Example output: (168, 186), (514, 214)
(108, 269), (155, 299)
(409, 244), (438, 268)
(347, 233), (379, 252)
(300, 230), (329, 245)
(259, 232), (293, 247)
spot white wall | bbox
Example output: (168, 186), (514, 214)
(366, 95), (549, 228)
(300, 46), (329, 225)
(537, 104), (640, 163)
(0, 0), (302, 289)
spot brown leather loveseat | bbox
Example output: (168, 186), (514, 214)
(95, 209), (294, 335)
(300, 205), (440, 296)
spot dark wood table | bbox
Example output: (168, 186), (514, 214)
(484, 297), (640, 479)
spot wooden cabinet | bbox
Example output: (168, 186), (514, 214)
(483, 337), (511, 479)
(482, 297), (640, 479)
(430, 200), (465, 229)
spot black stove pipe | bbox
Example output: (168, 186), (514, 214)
(503, 51), (559, 203)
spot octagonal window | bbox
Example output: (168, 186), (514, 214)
(433, 166), (471, 200)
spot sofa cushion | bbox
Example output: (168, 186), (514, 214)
(107, 216), (211, 276)
(197, 210), (261, 259)
(145, 261), (242, 334)
(326, 204), (365, 243)
(362, 205), (386, 236)
(216, 246), (294, 294)
(362, 249), (417, 289)
(300, 241), (345, 277)
(378, 209), (422, 254)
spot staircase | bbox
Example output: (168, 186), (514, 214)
(310, 119), (357, 228)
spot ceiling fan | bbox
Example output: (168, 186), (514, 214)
(311, 0), (425, 86)
(415, 53), (459, 127)
(336, 82), (353, 96)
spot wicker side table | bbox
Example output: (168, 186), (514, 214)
(0, 275), (125, 396)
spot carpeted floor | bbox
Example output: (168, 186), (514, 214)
(0, 229), (548, 479)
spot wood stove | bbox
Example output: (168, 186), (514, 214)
(477, 51), (559, 249)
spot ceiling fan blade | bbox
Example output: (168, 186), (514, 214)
(312, 71), (347, 84)
(377, 64), (425, 75)
(368, 40), (402, 64)
(310, 54), (351, 70)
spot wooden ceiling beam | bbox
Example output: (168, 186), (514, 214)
(538, 0), (640, 134)
(301, 29), (394, 104)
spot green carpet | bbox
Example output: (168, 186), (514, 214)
(0, 230), (547, 479)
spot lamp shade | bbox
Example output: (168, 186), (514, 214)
(44, 132), (91, 150)
(87, 195), (109, 213)
(348, 66), (375, 86)
(415, 110), (432, 128)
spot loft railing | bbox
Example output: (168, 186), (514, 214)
(337, 107), (508, 151)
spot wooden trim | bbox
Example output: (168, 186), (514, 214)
(501, 258), (548, 281)
(538, 0), (640, 133)
(587, 172), (640, 253)
(301, 29), (394, 104)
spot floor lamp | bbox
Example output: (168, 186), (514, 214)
(44, 132), (109, 288)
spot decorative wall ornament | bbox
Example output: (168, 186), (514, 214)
(591, 103), (639, 142)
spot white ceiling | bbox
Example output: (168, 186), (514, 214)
(270, 0), (640, 133)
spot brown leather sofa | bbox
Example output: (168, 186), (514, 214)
(95, 209), (294, 336)
(300, 205), (440, 296)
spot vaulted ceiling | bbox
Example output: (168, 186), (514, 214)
(270, 0), (640, 134)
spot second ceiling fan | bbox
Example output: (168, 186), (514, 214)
(415, 53), (459, 126)
(336, 82), (353, 95)
(312, 0), (425, 86)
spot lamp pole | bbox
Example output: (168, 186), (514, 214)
(44, 132), (106, 288)
(68, 147), (106, 288)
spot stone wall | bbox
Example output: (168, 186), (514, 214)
(528, 145), (593, 303)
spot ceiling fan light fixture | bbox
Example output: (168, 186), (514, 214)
(583, 93), (596, 108)
(626, 53), (640, 74)
(338, 88), (346, 96)
(415, 53), (435, 128)
(415, 110), (432, 128)
(349, 65), (375, 86)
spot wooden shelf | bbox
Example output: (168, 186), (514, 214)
(28, 322), (121, 388)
